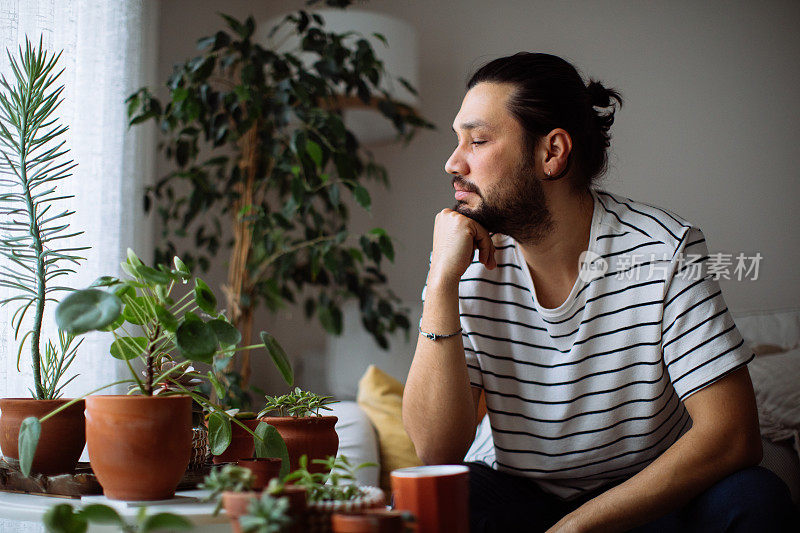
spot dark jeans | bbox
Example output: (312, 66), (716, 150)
(467, 462), (798, 532)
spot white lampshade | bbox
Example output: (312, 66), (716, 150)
(257, 9), (419, 144)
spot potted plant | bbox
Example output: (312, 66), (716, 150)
(0, 37), (88, 476)
(283, 454), (383, 533)
(257, 387), (340, 474)
(125, 2), (433, 388)
(19, 250), (289, 499)
(202, 463), (305, 533)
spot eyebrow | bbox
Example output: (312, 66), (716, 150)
(452, 120), (492, 133)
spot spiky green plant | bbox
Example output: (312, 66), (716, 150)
(0, 37), (85, 400)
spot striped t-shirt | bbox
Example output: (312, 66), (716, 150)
(429, 188), (754, 500)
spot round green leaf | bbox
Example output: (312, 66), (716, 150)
(78, 504), (123, 525)
(56, 289), (123, 334)
(18, 416), (40, 477)
(208, 319), (241, 347)
(253, 422), (290, 478)
(208, 412), (232, 455)
(43, 503), (88, 533)
(194, 277), (217, 315)
(155, 305), (178, 332)
(175, 318), (217, 362)
(109, 337), (148, 360)
(260, 332), (293, 387)
(141, 513), (193, 533)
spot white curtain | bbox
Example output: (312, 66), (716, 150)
(0, 0), (158, 528)
(0, 0), (157, 438)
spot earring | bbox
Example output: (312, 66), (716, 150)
(547, 169), (552, 176)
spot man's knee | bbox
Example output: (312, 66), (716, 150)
(688, 466), (797, 531)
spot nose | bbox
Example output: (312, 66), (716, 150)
(445, 145), (468, 176)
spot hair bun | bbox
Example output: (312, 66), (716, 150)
(586, 79), (622, 110)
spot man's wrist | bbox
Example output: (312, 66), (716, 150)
(425, 270), (461, 293)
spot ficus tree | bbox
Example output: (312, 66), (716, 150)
(125, 2), (433, 387)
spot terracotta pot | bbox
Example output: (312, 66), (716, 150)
(85, 395), (191, 500)
(237, 457), (282, 489)
(0, 398), (85, 475)
(332, 509), (407, 533)
(223, 486), (307, 533)
(212, 418), (260, 464)
(260, 416), (338, 474)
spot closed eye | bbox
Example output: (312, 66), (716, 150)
(471, 141), (487, 146)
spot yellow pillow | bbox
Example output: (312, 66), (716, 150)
(357, 365), (423, 492)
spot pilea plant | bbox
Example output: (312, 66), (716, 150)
(16, 250), (293, 475)
(0, 37), (85, 400)
(125, 1), (433, 387)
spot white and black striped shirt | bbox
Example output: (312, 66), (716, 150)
(424, 188), (753, 500)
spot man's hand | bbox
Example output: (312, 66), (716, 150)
(428, 208), (497, 287)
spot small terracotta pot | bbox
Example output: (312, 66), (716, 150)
(212, 418), (261, 464)
(260, 416), (338, 474)
(0, 398), (85, 475)
(237, 457), (281, 489)
(332, 509), (407, 533)
(222, 486), (307, 533)
(85, 395), (191, 500)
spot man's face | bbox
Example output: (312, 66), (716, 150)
(445, 82), (553, 243)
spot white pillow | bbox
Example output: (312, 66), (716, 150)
(734, 308), (800, 351)
(464, 414), (496, 467)
(330, 401), (380, 486)
(748, 348), (800, 460)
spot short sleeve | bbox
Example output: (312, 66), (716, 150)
(661, 227), (754, 401)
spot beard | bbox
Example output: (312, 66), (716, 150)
(452, 162), (554, 245)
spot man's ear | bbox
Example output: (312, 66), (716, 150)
(541, 128), (573, 178)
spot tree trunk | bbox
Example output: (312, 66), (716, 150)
(225, 123), (258, 383)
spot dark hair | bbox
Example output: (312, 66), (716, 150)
(467, 52), (623, 190)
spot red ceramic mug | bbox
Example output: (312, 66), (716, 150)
(391, 465), (469, 533)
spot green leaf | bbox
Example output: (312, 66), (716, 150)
(208, 412), (232, 455)
(194, 277), (217, 314)
(78, 504), (124, 525)
(306, 139), (323, 167)
(135, 264), (172, 285)
(173, 256), (191, 277)
(354, 185), (371, 210)
(55, 289), (123, 334)
(253, 422), (290, 478)
(18, 416), (40, 477)
(155, 305), (178, 332)
(43, 503), (87, 533)
(127, 248), (143, 267)
(207, 371), (226, 400)
(208, 318), (241, 346)
(141, 512), (193, 533)
(379, 234), (395, 262)
(175, 318), (217, 362)
(318, 304), (343, 335)
(121, 296), (149, 325)
(109, 336), (147, 360)
(260, 332), (293, 387)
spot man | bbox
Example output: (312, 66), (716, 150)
(402, 53), (795, 532)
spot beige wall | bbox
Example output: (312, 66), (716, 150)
(157, 0), (800, 397)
